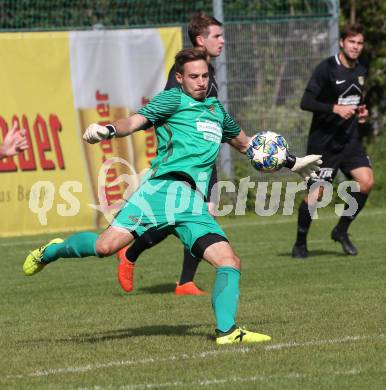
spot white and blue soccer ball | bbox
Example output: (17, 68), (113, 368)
(247, 131), (289, 172)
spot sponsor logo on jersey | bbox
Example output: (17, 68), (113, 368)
(337, 84), (362, 105)
(338, 95), (361, 105)
(196, 120), (222, 143)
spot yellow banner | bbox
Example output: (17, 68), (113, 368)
(0, 32), (95, 236)
(0, 27), (182, 236)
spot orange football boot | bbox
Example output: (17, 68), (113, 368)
(175, 281), (207, 296)
(117, 246), (135, 293)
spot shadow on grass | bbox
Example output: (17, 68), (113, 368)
(277, 249), (346, 258)
(111, 283), (179, 297)
(23, 324), (211, 344)
(138, 283), (176, 294)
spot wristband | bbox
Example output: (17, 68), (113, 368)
(106, 124), (117, 139)
(284, 153), (296, 169)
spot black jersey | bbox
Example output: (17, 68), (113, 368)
(164, 63), (218, 98)
(301, 54), (367, 151)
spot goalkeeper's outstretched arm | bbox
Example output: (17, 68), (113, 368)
(228, 130), (322, 180)
(286, 154), (322, 180)
(228, 129), (250, 154)
(83, 114), (151, 144)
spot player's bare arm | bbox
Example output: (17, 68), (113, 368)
(112, 114), (151, 136)
(228, 129), (250, 154)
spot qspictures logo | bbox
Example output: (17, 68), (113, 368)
(26, 157), (362, 227)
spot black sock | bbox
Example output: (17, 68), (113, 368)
(295, 200), (313, 246)
(125, 229), (169, 262)
(179, 248), (200, 285)
(336, 192), (368, 233)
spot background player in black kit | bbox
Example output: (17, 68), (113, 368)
(117, 13), (224, 295)
(292, 23), (374, 259)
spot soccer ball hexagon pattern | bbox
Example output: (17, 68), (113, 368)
(247, 131), (289, 172)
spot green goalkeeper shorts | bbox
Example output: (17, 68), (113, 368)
(111, 175), (227, 252)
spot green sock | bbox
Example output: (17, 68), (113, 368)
(42, 232), (98, 263)
(211, 266), (240, 333)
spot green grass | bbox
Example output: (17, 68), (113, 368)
(1, 209), (385, 389)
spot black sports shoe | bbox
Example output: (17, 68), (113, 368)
(292, 243), (308, 259)
(331, 227), (358, 256)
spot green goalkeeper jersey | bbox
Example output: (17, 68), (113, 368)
(137, 87), (240, 197)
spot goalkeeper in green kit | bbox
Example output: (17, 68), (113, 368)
(23, 48), (321, 344)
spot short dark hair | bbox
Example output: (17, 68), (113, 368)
(188, 12), (222, 46)
(340, 23), (365, 40)
(175, 48), (208, 74)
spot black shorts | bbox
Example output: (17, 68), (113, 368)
(307, 138), (371, 183)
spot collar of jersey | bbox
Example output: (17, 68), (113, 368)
(181, 89), (216, 108)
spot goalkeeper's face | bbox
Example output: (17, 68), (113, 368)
(176, 60), (209, 100)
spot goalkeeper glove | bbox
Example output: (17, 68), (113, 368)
(83, 124), (117, 144)
(285, 154), (322, 180)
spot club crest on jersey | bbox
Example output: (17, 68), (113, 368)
(209, 104), (215, 112)
(358, 76), (365, 86)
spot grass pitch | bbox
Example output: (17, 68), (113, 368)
(1, 209), (385, 389)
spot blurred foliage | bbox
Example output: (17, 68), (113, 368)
(341, 0), (386, 137)
(0, 0), (210, 30)
(0, 1), (331, 30)
(340, 1), (385, 208)
(366, 136), (386, 207)
(224, 0), (330, 20)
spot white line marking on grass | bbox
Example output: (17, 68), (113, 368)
(5, 334), (384, 380)
(265, 335), (364, 350)
(81, 368), (374, 389)
(4, 349), (248, 380)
